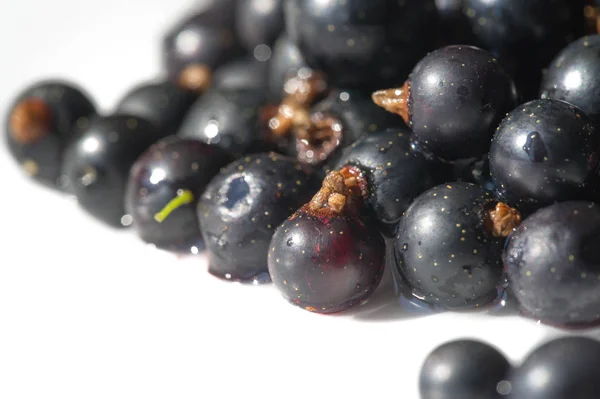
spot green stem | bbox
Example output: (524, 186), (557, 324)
(154, 189), (195, 223)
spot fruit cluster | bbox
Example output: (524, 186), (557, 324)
(5, 0), (600, 329)
(419, 335), (600, 399)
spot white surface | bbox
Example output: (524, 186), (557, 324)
(0, 1), (593, 399)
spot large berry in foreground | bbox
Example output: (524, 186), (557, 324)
(394, 182), (520, 309)
(268, 167), (385, 313)
(505, 201), (600, 328)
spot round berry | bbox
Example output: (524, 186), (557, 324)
(510, 337), (600, 399)
(269, 167), (385, 313)
(125, 137), (231, 252)
(394, 182), (520, 309)
(489, 99), (599, 213)
(198, 153), (318, 283)
(420, 339), (511, 399)
(505, 201), (600, 327)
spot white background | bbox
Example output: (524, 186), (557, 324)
(0, 1), (592, 398)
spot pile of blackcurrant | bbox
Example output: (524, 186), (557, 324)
(5, 0), (600, 396)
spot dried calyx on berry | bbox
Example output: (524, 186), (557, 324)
(305, 166), (367, 217)
(262, 69), (347, 165)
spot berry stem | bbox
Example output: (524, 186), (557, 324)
(154, 189), (195, 223)
(371, 80), (410, 123)
(484, 202), (522, 237)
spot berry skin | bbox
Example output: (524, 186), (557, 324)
(331, 127), (435, 236)
(505, 201), (600, 328)
(125, 137), (232, 252)
(162, 2), (241, 94)
(268, 167), (385, 313)
(540, 35), (600, 125)
(373, 45), (518, 161)
(177, 88), (268, 157)
(61, 115), (167, 227)
(212, 57), (269, 91)
(115, 80), (197, 135)
(5, 80), (96, 188)
(394, 182), (521, 310)
(509, 337), (600, 399)
(267, 35), (310, 103)
(234, 0), (284, 52)
(489, 99), (599, 213)
(284, 0), (437, 91)
(419, 339), (511, 399)
(198, 152), (318, 283)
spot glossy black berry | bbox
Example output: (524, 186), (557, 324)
(177, 88), (268, 157)
(505, 201), (600, 327)
(61, 115), (167, 227)
(267, 35), (309, 102)
(541, 35), (600, 125)
(284, 0), (437, 91)
(510, 337), (600, 399)
(198, 152), (317, 283)
(419, 339), (511, 399)
(115, 80), (197, 135)
(125, 137), (231, 252)
(331, 127), (435, 236)
(5, 80), (96, 188)
(235, 0), (284, 52)
(162, 2), (240, 93)
(373, 45), (518, 161)
(212, 57), (269, 91)
(489, 99), (600, 212)
(394, 182), (520, 309)
(268, 167), (385, 313)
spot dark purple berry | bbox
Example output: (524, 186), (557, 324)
(268, 167), (385, 313)
(510, 336), (600, 399)
(125, 137), (231, 252)
(115, 80), (197, 135)
(177, 88), (269, 157)
(331, 127), (435, 236)
(284, 0), (437, 91)
(198, 152), (318, 283)
(394, 182), (521, 309)
(489, 99), (600, 213)
(234, 0), (284, 52)
(162, 2), (241, 94)
(5, 80), (96, 189)
(505, 201), (600, 328)
(61, 115), (167, 227)
(420, 339), (511, 399)
(541, 35), (600, 125)
(373, 45), (518, 161)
